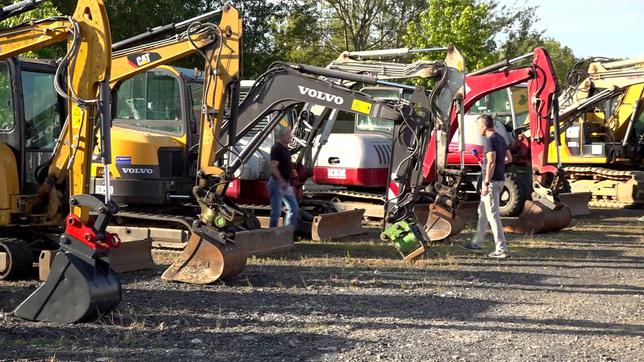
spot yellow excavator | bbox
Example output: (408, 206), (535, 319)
(0, 0), (120, 323)
(550, 56), (644, 207)
(35, 7), (228, 277)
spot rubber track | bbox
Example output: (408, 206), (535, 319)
(304, 189), (386, 203)
(115, 210), (196, 231)
(564, 166), (644, 207)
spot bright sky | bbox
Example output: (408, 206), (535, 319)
(497, 0), (644, 59)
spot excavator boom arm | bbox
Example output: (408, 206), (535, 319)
(110, 18), (221, 88)
(0, 1), (111, 221)
(422, 48), (558, 182)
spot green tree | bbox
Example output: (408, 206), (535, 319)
(539, 38), (578, 88)
(403, 0), (498, 71)
(0, 0), (63, 59)
(322, 0), (426, 52)
(271, 1), (329, 66)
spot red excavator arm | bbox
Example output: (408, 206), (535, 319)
(421, 48), (571, 233)
(423, 48), (558, 183)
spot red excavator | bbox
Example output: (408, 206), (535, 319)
(312, 48), (575, 234)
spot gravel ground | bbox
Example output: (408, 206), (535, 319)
(1, 208), (642, 361)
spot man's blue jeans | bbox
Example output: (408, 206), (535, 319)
(268, 177), (299, 227)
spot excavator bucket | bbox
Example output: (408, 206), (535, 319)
(414, 204), (465, 241)
(310, 209), (365, 241)
(161, 224), (248, 284)
(504, 199), (572, 234)
(559, 192), (592, 216)
(14, 195), (122, 323)
(14, 250), (121, 323)
(106, 226), (155, 273)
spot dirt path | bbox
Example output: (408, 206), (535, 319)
(1, 209), (642, 361)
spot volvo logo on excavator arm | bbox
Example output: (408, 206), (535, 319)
(298, 86), (345, 105)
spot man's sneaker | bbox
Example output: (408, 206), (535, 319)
(461, 242), (484, 253)
(487, 250), (507, 259)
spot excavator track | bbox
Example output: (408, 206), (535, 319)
(564, 167), (644, 208)
(304, 189), (387, 203)
(0, 238), (34, 280)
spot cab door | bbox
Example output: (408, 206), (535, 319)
(18, 62), (63, 194)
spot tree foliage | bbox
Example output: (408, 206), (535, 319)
(0, 0), (62, 58)
(321, 0), (425, 52)
(0, 0), (579, 82)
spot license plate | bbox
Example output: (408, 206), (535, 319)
(95, 185), (114, 194)
(327, 168), (347, 179)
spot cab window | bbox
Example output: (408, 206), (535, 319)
(470, 86), (529, 128)
(0, 62), (14, 132)
(114, 70), (183, 135)
(355, 88), (404, 133)
(22, 70), (61, 149)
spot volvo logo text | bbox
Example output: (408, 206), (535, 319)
(122, 167), (154, 175)
(298, 86), (344, 105)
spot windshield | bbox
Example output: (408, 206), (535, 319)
(114, 70), (183, 136)
(355, 88), (404, 133)
(470, 86), (529, 128)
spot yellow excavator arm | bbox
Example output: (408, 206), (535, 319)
(197, 4), (242, 177)
(0, 0), (125, 324)
(0, 0), (111, 222)
(110, 15), (220, 88)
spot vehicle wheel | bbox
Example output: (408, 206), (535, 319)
(0, 238), (34, 280)
(499, 173), (527, 217)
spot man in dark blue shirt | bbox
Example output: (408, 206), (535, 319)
(268, 126), (299, 227)
(463, 115), (512, 258)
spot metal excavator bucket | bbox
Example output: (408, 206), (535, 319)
(14, 195), (122, 323)
(162, 222), (295, 284)
(504, 184), (572, 234)
(414, 204), (465, 241)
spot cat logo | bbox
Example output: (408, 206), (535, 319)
(127, 52), (162, 68)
